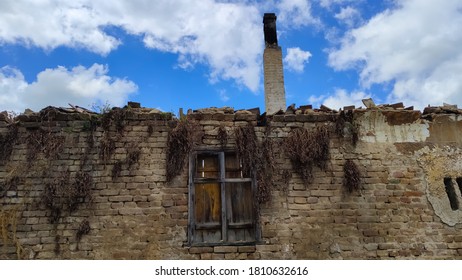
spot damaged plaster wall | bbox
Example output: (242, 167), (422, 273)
(417, 146), (462, 226)
(355, 108), (462, 227)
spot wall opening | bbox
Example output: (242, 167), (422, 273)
(444, 177), (459, 211)
(456, 177), (462, 197)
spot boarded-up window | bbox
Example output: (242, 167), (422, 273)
(188, 151), (257, 245)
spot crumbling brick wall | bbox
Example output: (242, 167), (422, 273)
(1, 104), (462, 259)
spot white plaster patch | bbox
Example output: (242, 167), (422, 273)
(357, 111), (429, 143)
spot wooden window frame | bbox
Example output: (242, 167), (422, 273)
(188, 149), (260, 246)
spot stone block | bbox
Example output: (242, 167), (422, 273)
(256, 244), (280, 252)
(238, 246), (256, 253)
(108, 195), (133, 202)
(189, 247), (214, 254)
(213, 246), (237, 253)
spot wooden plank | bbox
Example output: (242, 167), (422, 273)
(195, 222), (221, 230)
(226, 182), (254, 242)
(228, 222), (253, 229)
(195, 229), (221, 243)
(226, 182), (253, 224)
(194, 183), (221, 224)
(225, 153), (242, 178)
(188, 152), (196, 245)
(220, 152), (227, 242)
(252, 173), (260, 242)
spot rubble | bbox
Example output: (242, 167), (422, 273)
(2, 100), (462, 127)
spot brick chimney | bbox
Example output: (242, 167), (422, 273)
(263, 13), (286, 115)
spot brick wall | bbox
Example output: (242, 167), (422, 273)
(263, 47), (286, 114)
(1, 105), (462, 259)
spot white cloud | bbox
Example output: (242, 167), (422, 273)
(0, 64), (137, 113)
(309, 88), (369, 110)
(284, 47), (312, 72)
(318, 0), (364, 9)
(0, 0), (263, 91)
(0, 1), (120, 55)
(276, 0), (321, 27)
(328, 0), (462, 109)
(334, 6), (362, 27)
(0, 67), (28, 112)
(219, 89), (230, 102)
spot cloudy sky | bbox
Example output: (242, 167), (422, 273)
(0, 0), (461, 113)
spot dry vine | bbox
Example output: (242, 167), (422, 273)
(42, 171), (93, 223)
(0, 207), (23, 259)
(0, 123), (19, 164)
(76, 219), (91, 241)
(284, 126), (330, 186)
(101, 107), (128, 134)
(0, 176), (19, 198)
(166, 120), (199, 182)
(26, 129), (65, 163)
(217, 125), (228, 149)
(235, 123), (274, 204)
(343, 159), (361, 193)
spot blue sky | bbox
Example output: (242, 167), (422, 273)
(1, 0), (461, 114)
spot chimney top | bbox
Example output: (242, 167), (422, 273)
(263, 13), (278, 47)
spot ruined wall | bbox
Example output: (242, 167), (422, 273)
(1, 104), (462, 259)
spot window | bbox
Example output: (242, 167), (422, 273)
(188, 151), (258, 246)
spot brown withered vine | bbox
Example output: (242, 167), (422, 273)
(235, 123), (274, 204)
(112, 160), (123, 180)
(101, 107), (128, 134)
(26, 129), (65, 163)
(111, 144), (141, 180)
(235, 124), (259, 176)
(126, 144), (141, 169)
(217, 125), (228, 149)
(284, 126), (330, 186)
(0, 206), (23, 258)
(0, 176), (20, 198)
(99, 137), (116, 163)
(166, 119), (199, 182)
(99, 107), (132, 165)
(76, 219), (91, 241)
(343, 159), (361, 193)
(42, 171), (93, 223)
(0, 123), (19, 164)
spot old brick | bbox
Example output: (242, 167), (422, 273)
(108, 195), (133, 202)
(310, 190), (333, 197)
(211, 253), (225, 260)
(294, 197), (307, 204)
(189, 247), (213, 254)
(357, 216), (379, 223)
(364, 243), (378, 251)
(119, 208), (144, 215)
(100, 189), (120, 196)
(362, 229), (379, 237)
(256, 244), (280, 252)
(378, 243), (396, 250)
(200, 253), (213, 260)
(238, 246), (256, 253)
(214, 246), (238, 253)
(404, 191), (423, 197)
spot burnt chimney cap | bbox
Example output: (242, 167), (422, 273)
(263, 13), (277, 23)
(263, 13), (278, 46)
